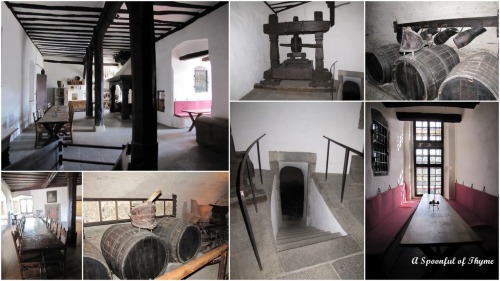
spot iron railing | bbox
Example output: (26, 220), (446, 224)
(324, 135), (363, 203)
(235, 133), (266, 271)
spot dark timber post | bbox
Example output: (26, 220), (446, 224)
(110, 85), (116, 112)
(85, 47), (94, 118)
(66, 172), (78, 247)
(94, 38), (104, 129)
(121, 84), (130, 120)
(127, 2), (158, 170)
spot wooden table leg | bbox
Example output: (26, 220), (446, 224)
(218, 249), (228, 279)
(419, 245), (461, 279)
(188, 113), (203, 132)
(41, 123), (65, 146)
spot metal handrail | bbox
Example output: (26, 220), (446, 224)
(324, 135), (364, 203)
(235, 133), (266, 271)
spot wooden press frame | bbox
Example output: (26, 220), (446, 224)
(83, 194), (177, 227)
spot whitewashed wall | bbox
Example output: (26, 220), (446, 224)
(43, 62), (84, 89)
(308, 180), (346, 235)
(1, 2), (44, 133)
(156, 5), (228, 128)
(172, 39), (212, 103)
(83, 172), (228, 217)
(366, 1), (499, 59)
(231, 102), (364, 173)
(455, 103), (499, 196)
(230, 2), (271, 100)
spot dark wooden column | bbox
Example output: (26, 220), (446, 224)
(121, 83), (130, 120)
(94, 38), (104, 128)
(127, 2), (158, 170)
(109, 85), (116, 112)
(66, 172), (78, 247)
(85, 47), (94, 118)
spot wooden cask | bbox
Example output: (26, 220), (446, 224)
(438, 52), (498, 100)
(153, 218), (201, 263)
(366, 44), (401, 84)
(83, 241), (112, 280)
(100, 224), (168, 279)
(393, 45), (459, 100)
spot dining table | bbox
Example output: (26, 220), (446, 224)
(2, 127), (18, 168)
(37, 106), (69, 146)
(181, 108), (211, 132)
(400, 193), (482, 278)
(20, 218), (64, 254)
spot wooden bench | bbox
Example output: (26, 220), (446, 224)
(366, 183), (419, 257)
(366, 183), (420, 278)
(448, 182), (498, 229)
(174, 100), (212, 117)
(195, 116), (228, 154)
(4, 141), (130, 171)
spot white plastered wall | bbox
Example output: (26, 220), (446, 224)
(454, 103), (499, 196)
(83, 172), (228, 216)
(231, 102), (364, 173)
(156, 5), (228, 128)
(1, 181), (13, 221)
(43, 62), (84, 89)
(366, 1), (499, 59)
(1, 2), (44, 134)
(230, 1), (364, 100)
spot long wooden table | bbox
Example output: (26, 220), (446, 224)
(20, 218), (64, 254)
(182, 108), (211, 132)
(401, 194), (482, 278)
(2, 127), (17, 168)
(38, 106), (69, 146)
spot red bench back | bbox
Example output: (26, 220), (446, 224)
(173, 100), (212, 117)
(455, 183), (498, 228)
(366, 183), (406, 233)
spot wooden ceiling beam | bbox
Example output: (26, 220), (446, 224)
(153, 2), (210, 9)
(180, 50), (209, 60)
(156, 2), (227, 42)
(25, 28), (94, 34)
(45, 59), (85, 65)
(24, 23), (95, 29)
(40, 172), (58, 189)
(19, 18), (99, 25)
(16, 11), (100, 18)
(9, 2), (103, 13)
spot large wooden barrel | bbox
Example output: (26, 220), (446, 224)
(153, 218), (201, 263)
(100, 224), (168, 280)
(366, 44), (401, 84)
(83, 241), (112, 280)
(393, 45), (460, 100)
(438, 52), (499, 100)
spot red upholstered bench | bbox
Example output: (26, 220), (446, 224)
(173, 100), (212, 117)
(448, 182), (498, 229)
(366, 183), (419, 257)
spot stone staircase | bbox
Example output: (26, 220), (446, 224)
(276, 221), (343, 252)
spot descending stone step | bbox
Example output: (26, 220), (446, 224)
(276, 228), (325, 239)
(277, 231), (337, 245)
(277, 232), (343, 252)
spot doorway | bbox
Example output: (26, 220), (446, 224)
(280, 166), (305, 220)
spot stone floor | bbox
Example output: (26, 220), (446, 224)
(240, 80), (337, 100)
(230, 169), (364, 279)
(7, 110), (227, 171)
(365, 79), (403, 100)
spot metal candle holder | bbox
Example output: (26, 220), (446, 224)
(429, 193), (440, 212)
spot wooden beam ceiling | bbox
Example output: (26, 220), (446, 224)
(2, 172), (82, 192)
(6, 1), (225, 61)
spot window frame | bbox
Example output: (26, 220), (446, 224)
(371, 109), (389, 176)
(413, 121), (444, 197)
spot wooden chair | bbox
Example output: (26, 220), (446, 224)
(50, 221), (57, 235)
(44, 227), (67, 278)
(12, 231), (44, 279)
(33, 112), (48, 148)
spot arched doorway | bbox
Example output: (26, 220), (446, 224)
(280, 166), (305, 220)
